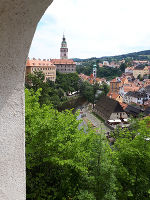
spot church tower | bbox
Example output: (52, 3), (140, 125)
(60, 34), (68, 59)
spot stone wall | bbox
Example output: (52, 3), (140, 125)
(0, 0), (53, 199)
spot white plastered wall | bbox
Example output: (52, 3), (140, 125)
(0, 0), (53, 199)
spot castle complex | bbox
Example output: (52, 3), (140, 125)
(26, 35), (76, 78)
(51, 35), (76, 73)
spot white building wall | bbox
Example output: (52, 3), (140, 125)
(110, 112), (128, 120)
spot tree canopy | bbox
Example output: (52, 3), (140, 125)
(26, 88), (150, 200)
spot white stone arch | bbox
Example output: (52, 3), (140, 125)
(0, 0), (53, 199)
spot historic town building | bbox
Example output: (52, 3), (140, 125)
(51, 59), (76, 73)
(110, 78), (122, 93)
(93, 96), (128, 128)
(51, 35), (76, 73)
(26, 58), (56, 81)
(133, 65), (149, 78)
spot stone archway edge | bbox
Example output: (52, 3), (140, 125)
(0, 0), (53, 199)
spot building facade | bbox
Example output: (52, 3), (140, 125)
(133, 65), (149, 78)
(123, 91), (147, 105)
(110, 78), (122, 93)
(26, 58), (56, 81)
(93, 95), (128, 123)
(51, 59), (76, 73)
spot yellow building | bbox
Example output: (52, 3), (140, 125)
(133, 65), (149, 78)
(26, 58), (56, 82)
(107, 92), (123, 103)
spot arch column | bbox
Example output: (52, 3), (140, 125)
(0, 0), (53, 199)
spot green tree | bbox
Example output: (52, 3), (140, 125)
(26, 88), (116, 200)
(120, 63), (127, 72)
(26, 71), (52, 105)
(89, 134), (116, 200)
(26, 88), (94, 199)
(112, 117), (150, 200)
(100, 83), (110, 96)
(25, 71), (81, 109)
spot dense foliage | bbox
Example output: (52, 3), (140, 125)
(25, 71), (108, 108)
(76, 65), (122, 80)
(79, 81), (109, 105)
(74, 50), (150, 63)
(26, 88), (150, 200)
(26, 89), (115, 200)
(25, 71), (80, 108)
(112, 118), (150, 200)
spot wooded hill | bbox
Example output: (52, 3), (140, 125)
(73, 50), (150, 62)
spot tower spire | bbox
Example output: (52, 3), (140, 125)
(60, 34), (68, 59)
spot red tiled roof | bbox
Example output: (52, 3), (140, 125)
(111, 78), (117, 82)
(119, 102), (128, 110)
(90, 74), (94, 79)
(26, 59), (55, 67)
(79, 73), (89, 81)
(96, 78), (102, 82)
(51, 59), (75, 65)
(107, 92), (119, 100)
(89, 79), (93, 84)
(124, 86), (140, 92)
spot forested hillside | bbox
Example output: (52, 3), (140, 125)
(73, 50), (150, 62)
(26, 88), (150, 200)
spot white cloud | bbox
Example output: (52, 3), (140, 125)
(29, 0), (150, 59)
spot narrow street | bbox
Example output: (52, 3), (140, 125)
(80, 105), (110, 134)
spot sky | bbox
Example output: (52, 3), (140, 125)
(29, 0), (150, 59)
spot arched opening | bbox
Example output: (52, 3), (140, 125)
(1, 0), (150, 198)
(25, 0), (150, 199)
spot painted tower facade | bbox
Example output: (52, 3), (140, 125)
(60, 35), (68, 59)
(93, 64), (97, 79)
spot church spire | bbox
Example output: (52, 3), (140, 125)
(60, 34), (68, 59)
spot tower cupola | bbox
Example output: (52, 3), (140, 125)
(60, 34), (68, 59)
